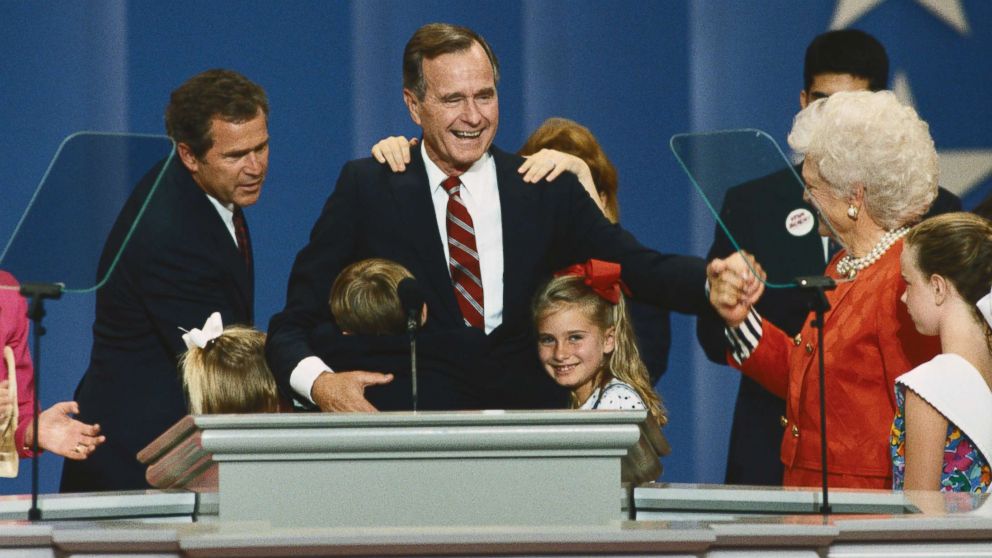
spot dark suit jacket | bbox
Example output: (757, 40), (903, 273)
(695, 165), (961, 486)
(267, 145), (707, 410)
(61, 157), (254, 492)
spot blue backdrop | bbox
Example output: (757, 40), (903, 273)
(1, 0), (990, 494)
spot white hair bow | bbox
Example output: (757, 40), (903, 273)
(180, 312), (224, 350)
(978, 289), (992, 329)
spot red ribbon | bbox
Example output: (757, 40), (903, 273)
(553, 259), (632, 304)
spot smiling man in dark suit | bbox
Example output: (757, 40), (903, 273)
(267, 23), (722, 413)
(61, 69), (269, 492)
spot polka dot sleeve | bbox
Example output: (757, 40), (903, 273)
(597, 382), (646, 411)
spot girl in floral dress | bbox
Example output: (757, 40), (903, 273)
(891, 213), (992, 492)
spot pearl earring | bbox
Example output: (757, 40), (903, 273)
(847, 205), (859, 219)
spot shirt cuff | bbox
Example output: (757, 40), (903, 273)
(15, 415), (36, 458)
(725, 307), (763, 365)
(289, 356), (333, 405)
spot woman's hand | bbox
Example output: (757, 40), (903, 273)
(26, 401), (105, 460)
(518, 149), (604, 213)
(707, 251), (765, 327)
(371, 136), (418, 172)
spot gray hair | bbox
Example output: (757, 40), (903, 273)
(787, 90), (938, 230)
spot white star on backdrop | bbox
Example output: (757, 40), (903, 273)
(893, 73), (992, 197)
(835, 0), (989, 198)
(831, 0), (970, 35)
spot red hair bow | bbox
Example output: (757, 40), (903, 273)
(554, 259), (632, 304)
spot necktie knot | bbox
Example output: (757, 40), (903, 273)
(441, 176), (462, 196)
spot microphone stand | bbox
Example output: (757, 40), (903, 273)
(795, 275), (836, 516)
(18, 282), (63, 522)
(406, 312), (418, 412)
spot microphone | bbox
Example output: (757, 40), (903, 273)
(397, 278), (425, 334)
(397, 278), (424, 411)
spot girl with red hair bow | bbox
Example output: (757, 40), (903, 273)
(532, 259), (667, 429)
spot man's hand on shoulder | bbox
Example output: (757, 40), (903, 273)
(311, 370), (394, 412)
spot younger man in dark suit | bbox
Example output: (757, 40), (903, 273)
(62, 69), (270, 492)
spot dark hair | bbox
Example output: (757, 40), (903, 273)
(165, 69), (269, 159)
(906, 212), (992, 337)
(804, 30), (888, 92)
(403, 23), (500, 100)
(518, 118), (620, 223)
(330, 258), (414, 335)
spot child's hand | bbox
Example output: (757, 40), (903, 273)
(371, 136), (418, 172)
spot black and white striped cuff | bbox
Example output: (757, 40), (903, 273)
(725, 307), (763, 364)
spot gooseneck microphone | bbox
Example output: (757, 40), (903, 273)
(397, 278), (425, 410)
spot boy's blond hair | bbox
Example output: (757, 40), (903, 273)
(330, 258), (414, 335)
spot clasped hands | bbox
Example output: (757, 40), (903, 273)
(707, 251), (766, 328)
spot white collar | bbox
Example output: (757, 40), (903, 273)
(422, 145), (493, 194)
(898, 354), (992, 467)
(203, 193), (237, 244)
(204, 193), (235, 219)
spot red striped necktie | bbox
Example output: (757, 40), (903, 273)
(232, 206), (252, 271)
(441, 176), (485, 329)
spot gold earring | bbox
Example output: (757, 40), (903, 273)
(847, 205), (859, 219)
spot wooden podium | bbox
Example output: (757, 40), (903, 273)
(138, 410), (644, 528)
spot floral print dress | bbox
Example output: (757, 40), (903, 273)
(890, 354), (992, 492)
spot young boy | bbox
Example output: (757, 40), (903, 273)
(329, 258), (423, 335)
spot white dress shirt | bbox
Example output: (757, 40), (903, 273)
(289, 148), (506, 404)
(204, 193), (239, 246)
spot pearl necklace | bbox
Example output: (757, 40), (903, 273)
(835, 226), (910, 279)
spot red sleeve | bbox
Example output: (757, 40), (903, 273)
(0, 273), (36, 458)
(732, 317), (790, 399)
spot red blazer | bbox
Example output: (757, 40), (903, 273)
(735, 240), (939, 488)
(0, 271), (35, 458)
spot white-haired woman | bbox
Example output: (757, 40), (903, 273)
(708, 90), (942, 489)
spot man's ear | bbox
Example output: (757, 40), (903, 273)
(176, 143), (200, 174)
(799, 89), (809, 110)
(420, 303), (428, 327)
(403, 88), (423, 127)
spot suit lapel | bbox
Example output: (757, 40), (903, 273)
(388, 145), (461, 321)
(175, 163), (253, 321)
(492, 147), (537, 326)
